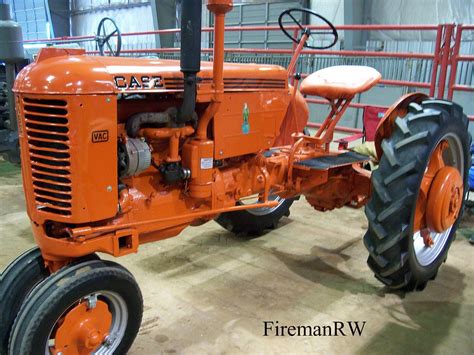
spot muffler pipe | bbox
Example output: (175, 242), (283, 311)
(177, 0), (202, 124)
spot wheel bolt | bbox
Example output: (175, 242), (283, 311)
(104, 335), (115, 347)
(86, 294), (98, 309)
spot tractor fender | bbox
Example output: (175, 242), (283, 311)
(374, 92), (429, 159)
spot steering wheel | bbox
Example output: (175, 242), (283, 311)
(97, 17), (122, 56)
(278, 8), (338, 50)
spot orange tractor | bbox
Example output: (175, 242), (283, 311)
(0, 1), (470, 354)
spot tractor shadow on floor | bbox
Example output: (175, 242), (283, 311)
(270, 237), (381, 296)
(137, 227), (278, 278)
(138, 218), (381, 297)
(137, 216), (298, 277)
(355, 265), (468, 355)
(231, 217), (296, 240)
(135, 221), (469, 353)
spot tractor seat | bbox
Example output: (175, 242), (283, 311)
(300, 66), (382, 100)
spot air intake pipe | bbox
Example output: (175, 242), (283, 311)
(177, 0), (202, 124)
(195, 0), (233, 139)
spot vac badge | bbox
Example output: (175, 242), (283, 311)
(92, 130), (109, 143)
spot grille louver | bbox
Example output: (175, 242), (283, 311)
(23, 97), (72, 216)
(164, 78), (185, 90)
(164, 77), (286, 91)
(223, 78), (286, 89)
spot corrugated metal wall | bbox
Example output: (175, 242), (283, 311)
(71, 0), (155, 51)
(221, 1), (304, 49)
(10, 0), (52, 40)
(369, 0), (474, 41)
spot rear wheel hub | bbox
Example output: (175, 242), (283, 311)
(426, 166), (463, 233)
(414, 139), (464, 249)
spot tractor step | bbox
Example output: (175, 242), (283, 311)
(295, 151), (369, 170)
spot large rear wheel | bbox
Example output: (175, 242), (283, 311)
(216, 194), (294, 235)
(364, 99), (470, 291)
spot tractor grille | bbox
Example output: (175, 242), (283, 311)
(23, 97), (72, 216)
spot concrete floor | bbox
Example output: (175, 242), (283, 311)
(0, 161), (473, 354)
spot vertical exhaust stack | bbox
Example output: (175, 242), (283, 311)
(177, 0), (202, 124)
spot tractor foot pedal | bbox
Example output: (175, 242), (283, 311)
(295, 151), (369, 170)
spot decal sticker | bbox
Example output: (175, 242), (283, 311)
(92, 130), (109, 143)
(242, 103), (250, 135)
(200, 158), (213, 170)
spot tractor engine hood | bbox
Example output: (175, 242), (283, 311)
(14, 48), (289, 96)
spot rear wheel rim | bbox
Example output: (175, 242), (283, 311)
(413, 133), (465, 267)
(413, 228), (453, 266)
(239, 194), (286, 216)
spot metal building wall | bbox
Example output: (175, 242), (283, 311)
(9, 0), (52, 40)
(71, 0), (155, 51)
(368, 0), (473, 40)
(48, 0), (70, 37)
(222, 0), (305, 49)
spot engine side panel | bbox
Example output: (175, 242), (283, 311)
(213, 91), (290, 159)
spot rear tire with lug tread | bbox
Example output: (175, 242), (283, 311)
(364, 99), (470, 291)
(8, 259), (142, 355)
(216, 196), (295, 236)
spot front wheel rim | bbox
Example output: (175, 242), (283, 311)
(46, 291), (128, 355)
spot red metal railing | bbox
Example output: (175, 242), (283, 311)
(448, 25), (474, 101)
(24, 23), (473, 125)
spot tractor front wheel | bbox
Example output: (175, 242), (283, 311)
(364, 99), (470, 291)
(0, 248), (49, 354)
(8, 259), (143, 355)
